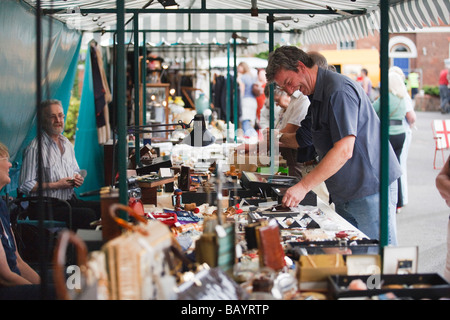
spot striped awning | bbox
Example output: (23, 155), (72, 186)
(299, 0), (450, 45)
(22, 0), (450, 46)
(138, 12), (295, 46)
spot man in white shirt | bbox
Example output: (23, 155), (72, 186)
(19, 99), (100, 230)
(272, 88), (310, 178)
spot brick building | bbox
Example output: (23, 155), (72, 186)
(303, 26), (450, 88)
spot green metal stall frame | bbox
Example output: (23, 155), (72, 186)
(39, 1), (392, 247)
(24, 0), (398, 300)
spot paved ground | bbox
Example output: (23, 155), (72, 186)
(396, 110), (449, 276)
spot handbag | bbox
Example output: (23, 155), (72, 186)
(103, 203), (179, 300)
(53, 230), (106, 300)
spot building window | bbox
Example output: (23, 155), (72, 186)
(389, 36), (418, 58)
(338, 41), (355, 50)
(393, 44), (409, 52)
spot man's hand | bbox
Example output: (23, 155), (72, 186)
(282, 181), (309, 207)
(73, 173), (84, 188)
(281, 135), (356, 208)
(57, 177), (76, 189)
(279, 132), (299, 149)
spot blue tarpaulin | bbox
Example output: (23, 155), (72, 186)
(0, 0), (82, 195)
(74, 44), (105, 200)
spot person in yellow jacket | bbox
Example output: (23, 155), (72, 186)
(407, 70), (420, 99)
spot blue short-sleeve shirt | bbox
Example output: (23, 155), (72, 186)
(310, 68), (402, 202)
(0, 199), (20, 275)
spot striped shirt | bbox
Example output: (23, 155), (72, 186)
(19, 131), (79, 200)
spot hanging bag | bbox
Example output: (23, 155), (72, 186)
(53, 230), (107, 300)
(102, 203), (179, 300)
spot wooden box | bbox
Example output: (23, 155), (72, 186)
(298, 254), (347, 283)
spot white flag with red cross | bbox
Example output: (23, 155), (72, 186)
(433, 119), (450, 150)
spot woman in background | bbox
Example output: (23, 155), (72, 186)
(389, 66), (416, 208)
(372, 71), (408, 212)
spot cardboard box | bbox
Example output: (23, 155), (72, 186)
(298, 254), (347, 283)
(346, 255), (381, 275)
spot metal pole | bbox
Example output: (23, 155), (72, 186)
(208, 44), (212, 108)
(45, 8), (363, 16)
(35, 0), (48, 300)
(379, 0), (390, 248)
(268, 14), (275, 175)
(233, 36), (238, 142)
(226, 43), (231, 143)
(133, 14), (141, 167)
(142, 32), (147, 125)
(117, 0), (128, 217)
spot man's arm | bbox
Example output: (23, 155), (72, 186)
(436, 156), (450, 207)
(282, 135), (355, 207)
(363, 78), (371, 95)
(29, 179), (75, 192)
(18, 145), (39, 194)
(280, 123), (300, 134)
(279, 132), (299, 149)
(19, 144), (75, 194)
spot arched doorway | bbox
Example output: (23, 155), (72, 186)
(389, 36), (418, 77)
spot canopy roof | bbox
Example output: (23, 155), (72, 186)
(23, 0), (449, 46)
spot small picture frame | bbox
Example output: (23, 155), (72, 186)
(396, 259), (414, 274)
(383, 246), (418, 274)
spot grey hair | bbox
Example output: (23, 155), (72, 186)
(274, 86), (287, 97)
(308, 51), (336, 73)
(266, 46), (314, 83)
(40, 99), (63, 114)
(263, 83), (287, 98)
(308, 51), (328, 69)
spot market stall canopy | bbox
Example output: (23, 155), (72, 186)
(23, 0), (449, 46)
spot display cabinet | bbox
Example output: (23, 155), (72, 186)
(137, 55), (171, 138)
(139, 82), (170, 138)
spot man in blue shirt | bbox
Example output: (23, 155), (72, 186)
(266, 46), (402, 244)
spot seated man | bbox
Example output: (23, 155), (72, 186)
(19, 99), (100, 231)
